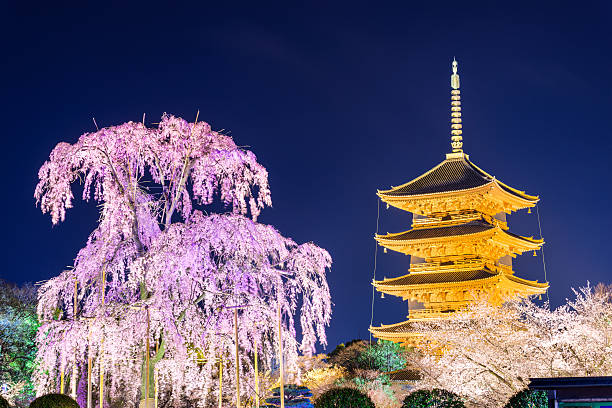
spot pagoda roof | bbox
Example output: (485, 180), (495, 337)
(379, 219), (494, 241)
(376, 268), (496, 287)
(378, 156), (538, 202)
(374, 268), (548, 294)
(370, 320), (415, 334)
(376, 219), (543, 251)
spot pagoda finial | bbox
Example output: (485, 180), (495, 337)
(450, 58), (463, 153)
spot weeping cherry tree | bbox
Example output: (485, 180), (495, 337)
(33, 114), (332, 407)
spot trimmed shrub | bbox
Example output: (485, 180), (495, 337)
(315, 387), (375, 408)
(0, 395), (8, 408)
(264, 384), (314, 408)
(505, 389), (548, 408)
(402, 389), (465, 408)
(29, 393), (79, 408)
(327, 340), (369, 371)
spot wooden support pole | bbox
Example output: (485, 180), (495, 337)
(278, 303), (284, 408)
(234, 309), (241, 408)
(70, 366), (77, 400)
(254, 338), (259, 408)
(99, 342), (104, 408)
(145, 307), (151, 408)
(87, 322), (92, 408)
(218, 357), (223, 408)
(154, 368), (158, 408)
(60, 368), (65, 394)
(154, 342), (159, 408)
(72, 278), (78, 399)
(99, 267), (106, 408)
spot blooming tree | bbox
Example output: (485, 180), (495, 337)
(34, 114), (332, 407)
(407, 285), (612, 407)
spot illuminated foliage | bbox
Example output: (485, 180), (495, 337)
(408, 285), (612, 407)
(356, 340), (406, 372)
(0, 281), (38, 406)
(33, 115), (332, 406)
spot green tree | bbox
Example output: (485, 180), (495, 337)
(0, 280), (38, 405)
(402, 389), (465, 408)
(357, 340), (407, 372)
(315, 388), (374, 408)
(505, 389), (547, 408)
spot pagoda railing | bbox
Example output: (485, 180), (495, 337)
(412, 212), (481, 228)
(408, 302), (471, 320)
(409, 258), (485, 273)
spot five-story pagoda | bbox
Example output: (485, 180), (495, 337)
(369, 60), (548, 346)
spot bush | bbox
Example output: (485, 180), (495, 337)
(402, 389), (465, 408)
(0, 395), (8, 408)
(315, 387), (375, 408)
(264, 384), (314, 408)
(505, 389), (548, 408)
(29, 394), (79, 408)
(327, 340), (369, 371)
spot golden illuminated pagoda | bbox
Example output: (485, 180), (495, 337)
(369, 59), (548, 345)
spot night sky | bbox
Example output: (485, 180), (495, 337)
(2, 1), (611, 352)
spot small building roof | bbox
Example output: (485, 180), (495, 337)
(530, 377), (612, 389)
(387, 368), (422, 382)
(378, 156), (538, 202)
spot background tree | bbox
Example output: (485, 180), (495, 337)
(401, 389), (465, 408)
(314, 388), (374, 408)
(407, 284), (612, 407)
(0, 280), (38, 406)
(34, 114), (332, 407)
(504, 390), (547, 408)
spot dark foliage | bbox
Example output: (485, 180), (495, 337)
(0, 395), (9, 408)
(327, 339), (367, 360)
(402, 389), (465, 408)
(505, 389), (548, 408)
(29, 394), (79, 408)
(314, 388), (374, 408)
(326, 340), (369, 371)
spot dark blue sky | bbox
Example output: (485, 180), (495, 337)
(2, 1), (610, 351)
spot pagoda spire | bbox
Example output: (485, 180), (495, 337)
(450, 58), (463, 153)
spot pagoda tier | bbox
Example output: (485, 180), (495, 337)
(377, 154), (538, 217)
(373, 265), (547, 307)
(375, 218), (543, 260)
